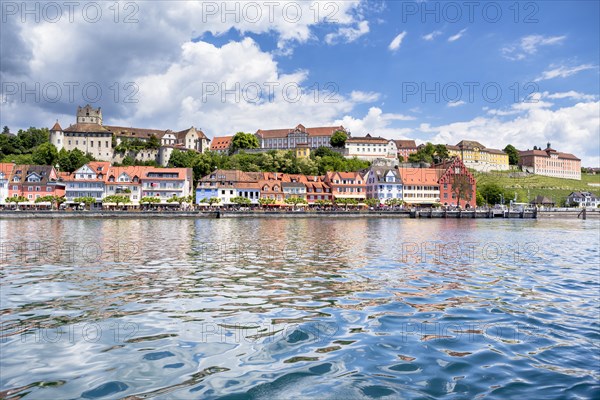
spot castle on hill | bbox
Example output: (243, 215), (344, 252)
(50, 105), (210, 166)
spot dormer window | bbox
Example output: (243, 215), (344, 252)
(13, 177), (19, 182)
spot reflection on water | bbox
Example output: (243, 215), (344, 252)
(1, 218), (599, 399)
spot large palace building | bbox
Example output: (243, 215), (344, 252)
(50, 105), (210, 166)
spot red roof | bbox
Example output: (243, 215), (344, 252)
(51, 121), (63, 131)
(519, 149), (580, 161)
(394, 140), (417, 149)
(397, 168), (440, 185)
(210, 136), (233, 151)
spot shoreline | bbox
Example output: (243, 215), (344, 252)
(1, 210), (597, 219)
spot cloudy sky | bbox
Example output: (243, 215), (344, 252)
(1, 1), (599, 165)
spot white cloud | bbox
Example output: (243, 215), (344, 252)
(544, 91), (597, 101)
(324, 21), (370, 45)
(535, 64), (596, 81)
(334, 107), (415, 137)
(420, 101), (600, 166)
(1, 0), (372, 133)
(447, 100), (466, 108)
(422, 30), (442, 41)
(502, 34), (566, 60)
(388, 31), (407, 52)
(447, 29), (467, 42)
(350, 91), (381, 103)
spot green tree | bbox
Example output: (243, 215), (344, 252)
(433, 144), (449, 163)
(230, 132), (259, 155)
(57, 148), (94, 172)
(330, 130), (347, 148)
(503, 144), (519, 165)
(147, 134), (161, 149)
(35, 195), (64, 209)
(476, 191), (485, 206)
(231, 196), (252, 206)
(365, 198), (380, 207)
(479, 183), (508, 205)
(335, 198), (358, 210)
(141, 196), (161, 204)
(312, 146), (340, 158)
(122, 155), (135, 166)
(258, 198), (276, 206)
(408, 143), (448, 164)
(7, 195), (29, 208)
(450, 174), (474, 208)
(284, 196), (307, 209)
(16, 127), (49, 151)
(314, 199), (332, 207)
(207, 197), (221, 206)
(168, 149), (198, 168)
(32, 142), (58, 165)
(385, 198), (404, 207)
(73, 196), (96, 210)
(103, 195), (131, 206)
(2, 126), (9, 135)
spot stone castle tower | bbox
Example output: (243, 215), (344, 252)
(77, 104), (102, 125)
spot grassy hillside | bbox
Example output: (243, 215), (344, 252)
(474, 171), (600, 205)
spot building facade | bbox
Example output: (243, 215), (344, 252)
(446, 140), (509, 172)
(436, 158), (477, 208)
(518, 143), (581, 180)
(566, 192), (600, 208)
(7, 165), (66, 203)
(255, 124), (347, 149)
(323, 171), (366, 202)
(50, 105), (210, 166)
(365, 166), (403, 204)
(63, 161), (109, 204)
(0, 163), (15, 205)
(344, 134), (398, 163)
(398, 167), (440, 205)
(210, 136), (233, 153)
(395, 140), (419, 161)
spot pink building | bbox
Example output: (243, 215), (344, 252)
(519, 143), (581, 180)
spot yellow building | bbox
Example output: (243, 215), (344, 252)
(446, 140), (509, 172)
(295, 145), (311, 159)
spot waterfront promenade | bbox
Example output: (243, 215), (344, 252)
(1, 209), (598, 219)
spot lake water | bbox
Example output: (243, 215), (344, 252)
(1, 218), (599, 399)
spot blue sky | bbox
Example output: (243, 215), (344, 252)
(1, 1), (599, 165)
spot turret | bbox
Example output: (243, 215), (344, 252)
(50, 120), (64, 150)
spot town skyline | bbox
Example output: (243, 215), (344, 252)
(1, 1), (598, 166)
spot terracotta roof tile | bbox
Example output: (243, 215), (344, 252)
(210, 136), (233, 151)
(394, 140), (417, 148)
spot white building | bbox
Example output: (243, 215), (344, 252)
(566, 192), (600, 208)
(0, 163), (14, 205)
(397, 168), (441, 205)
(63, 162), (109, 205)
(50, 105), (210, 166)
(344, 134), (398, 163)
